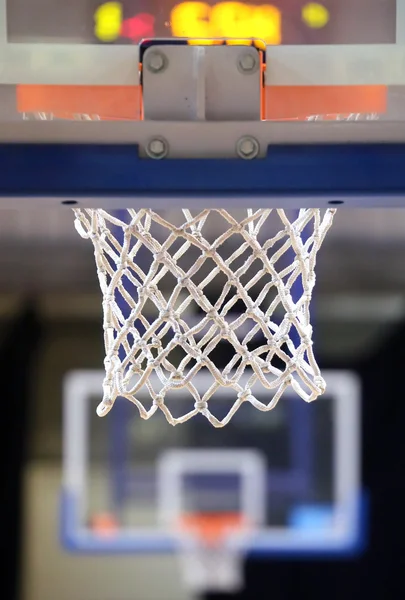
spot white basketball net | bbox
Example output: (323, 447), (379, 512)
(74, 208), (335, 427)
(305, 113), (379, 121)
(22, 113), (101, 121)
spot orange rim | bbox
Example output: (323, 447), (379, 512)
(178, 512), (247, 546)
(264, 85), (387, 120)
(16, 85), (142, 120)
(90, 512), (119, 536)
(17, 83), (387, 121)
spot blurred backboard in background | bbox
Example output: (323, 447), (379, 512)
(62, 369), (362, 592)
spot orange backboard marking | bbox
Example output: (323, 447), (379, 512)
(178, 512), (247, 546)
(264, 85), (387, 120)
(17, 84), (387, 121)
(16, 85), (142, 120)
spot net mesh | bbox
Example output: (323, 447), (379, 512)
(22, 112), (101, 121)
(304, 112), (379, 121)
(74, 208), (336, 427)
(22, 112), (379, 122)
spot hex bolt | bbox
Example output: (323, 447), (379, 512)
(146, 137), (169, 159)
(236, 136), (260, 160)
(145, 51), (167, 74)
(237, 53), (259, 74)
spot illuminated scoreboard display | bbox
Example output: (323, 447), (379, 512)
(94, 0), (396, 44)
(6, 0), (397, 45)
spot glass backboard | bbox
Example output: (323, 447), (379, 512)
(2, 1), (405, 208)
(0, 0), (404, 122)
(61, 369), (364, 558)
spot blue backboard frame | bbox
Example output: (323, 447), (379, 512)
(61, 369), (365, 558)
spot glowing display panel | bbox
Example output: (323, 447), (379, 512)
(5, 0), (396, 45)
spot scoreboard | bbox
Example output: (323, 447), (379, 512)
(93, 0), (396, 45)
(6, 0), (396, 46)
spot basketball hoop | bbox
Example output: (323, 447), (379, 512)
(177, 512), (248, 593)
(178, 512), (247, 546)
(73, 208), (335, 426)
(157, 449), (267, 593)
(20, 83), (379, 426)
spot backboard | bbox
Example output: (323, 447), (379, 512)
(2, 1), (405, 207)
(1, 0), (401, 120)
(61, 369), (364, 576)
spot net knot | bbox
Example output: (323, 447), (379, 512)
(284, 374), (293, 385)
(220, 326), (232, 339)
(160, 308), (174, 320)
(170, 370), (183, 381)
(154, 251), (166, 262)
(238, 389), (251, 402)
(103, 356), (114, 371)
(173, 333), (187, 345)
(128, 364), (143, 375)
(203, 248), (215, 258)
(135, 339), (148, 351)
(241, 346), (250, 360)
(137, 286), (147, 298)
(116, 259), (127, 270)
(314, 376), (326, 393)
(153, 394), (164, 407)
(148, 335), (161, 348)
(195, 399), (208, 411)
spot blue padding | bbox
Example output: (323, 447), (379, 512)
(288, 504), (334, 530)
(60, 488), (176, 554)
(60, 486), (368, 558)
(2, 143), (405, 199)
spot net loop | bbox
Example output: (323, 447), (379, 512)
(74, 208), (336, 426)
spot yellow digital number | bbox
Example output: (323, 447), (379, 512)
(170, 2), (212, 39)
(171, 2), (281, 45)
(250, 5), (281, 44)
(211, 3), (253, 39)
(94, 2), (123, 42)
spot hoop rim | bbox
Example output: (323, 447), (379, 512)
(177, 512), (248, 546)
(16, 84), (387, 121)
